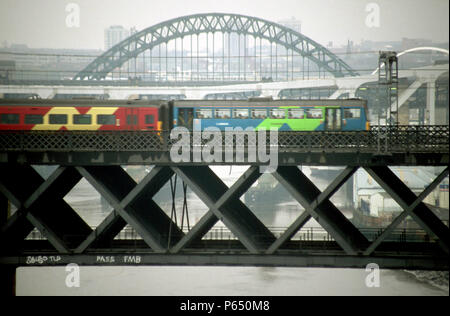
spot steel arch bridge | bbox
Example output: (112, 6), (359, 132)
(74, 13), (358, 81)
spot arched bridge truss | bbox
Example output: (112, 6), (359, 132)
(74, 13), (358, 82)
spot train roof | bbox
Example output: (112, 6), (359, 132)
(0, 99), (165, 107)
(172, 98), (367, 107)
(0, 98), (368, 108)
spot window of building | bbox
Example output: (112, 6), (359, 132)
(73, 114), (92, 125)
(0, 113), (20, 124)
(344, 108), (361, 119)
(49, 114), (67, 124)
(97, 114), (116, 125)
(25, 114), (43, 124)
(306, 109), (323, 119)
(233, 109), (249, 119)
(215, 109), (231, 119)
(251, 109), (268, 119)
(288, 108), (304, 119)
(270, 109), (286, 119)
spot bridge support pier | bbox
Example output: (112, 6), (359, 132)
(0, 265), (16, 296)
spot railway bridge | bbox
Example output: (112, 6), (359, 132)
(0, 125), (449, 295)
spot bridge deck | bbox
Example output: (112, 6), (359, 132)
(0, 126), (448, 166)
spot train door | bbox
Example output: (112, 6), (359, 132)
(177, 108), (194, 130)
(325, 108), (342, 131)
(140, 108), (158, 130)
(125, 107), (138, 130)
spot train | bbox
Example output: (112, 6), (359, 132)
(0, 98), (369, 132)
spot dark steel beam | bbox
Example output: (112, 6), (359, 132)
(0, 192), (7, 228)
(0, 165), (90, 253)
(1, 253), (448, 270)
(170, 166), (263, 253)
(1, 166), (93, 253)
(1, 151), (448, 167)
(169, 210), (217, 253)
(77, 166), (183, 252)
(75, 210), (126, 253)
(272, 166), (368, 255)
(364, 167), (449, 255)
(173, 166), (275, 253)
(364, 166), (449, 253)
(267, 167), (358, 254)
(22, 167), (92, 251)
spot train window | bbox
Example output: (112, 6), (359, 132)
(49, 114), (67, 124)
(306, 109), (323, 119)
(196, 109), (213, 119)
(0, 113), (20, 124)
(25, 114), (43, 124)
(73, 114), (92, 125)
(270, 109), (286, 119)
(233, 109), (249, 119)
(251, 109), (268, 119)
(215, 109), (231, 119)
(97, 114), (116, 125)
(288, 109), (304, 119)
(145, 115), (155, 124)
(127, 115), (138, 125)
(344, 108), (361, 119)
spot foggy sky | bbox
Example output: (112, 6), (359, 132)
(0, 0), (448, 50)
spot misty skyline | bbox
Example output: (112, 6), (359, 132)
(0, 0), (449, 50)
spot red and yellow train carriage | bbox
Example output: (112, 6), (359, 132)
(0, 99), (170, 131)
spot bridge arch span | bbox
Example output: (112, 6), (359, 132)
(74, 13), (358, 81)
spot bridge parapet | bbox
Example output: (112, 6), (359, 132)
(0, 125), (448, 153)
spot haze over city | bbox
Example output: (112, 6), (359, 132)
(0, 0), (448, 50)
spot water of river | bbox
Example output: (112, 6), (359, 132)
(15, 166), (449, 296)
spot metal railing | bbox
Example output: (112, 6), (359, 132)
(25, 225), (433, 244)
(0, 126), (448, 153)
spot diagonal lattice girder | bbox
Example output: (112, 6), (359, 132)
(74, 13), (357, 80)
(267, 166), (358, 254)
(0, 165), (92, 253)
(272, 166), (369, 255)
(74, 165), (177, 252)
(170, 165), (264, 253)
(172, 166), (276, 254)
(76, 166), (183, 253)
(0, 165), (42, 249)
(364, 166), (449, 254)
(364, 167), (449, 255)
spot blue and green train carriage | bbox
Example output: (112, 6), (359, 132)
(171, 99), (370, 132)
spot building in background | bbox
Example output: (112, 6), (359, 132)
(0, 44), (103, 81)
(278, 17), (302, 34)
(104, 25), (131, 51)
